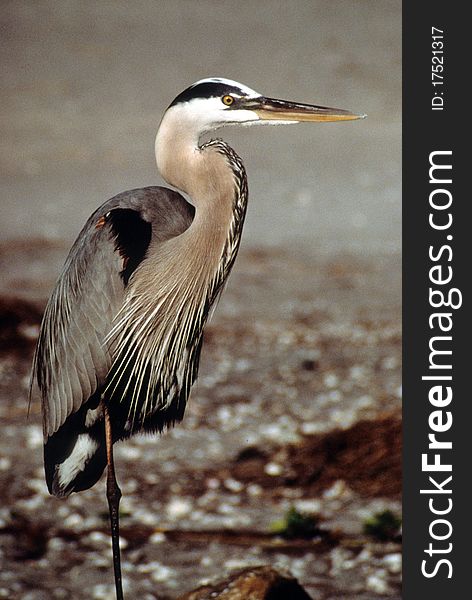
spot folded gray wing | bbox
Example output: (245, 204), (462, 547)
(33, 215), (126, 438)
(32, 186), (194, 439)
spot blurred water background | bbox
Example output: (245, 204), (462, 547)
(1, 0), (400, 265)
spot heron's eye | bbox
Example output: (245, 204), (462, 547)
(222, 95), (234, 106)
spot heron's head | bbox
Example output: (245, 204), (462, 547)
(163, 77), (365, 136)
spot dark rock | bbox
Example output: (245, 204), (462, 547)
(177, 566), (312, 600)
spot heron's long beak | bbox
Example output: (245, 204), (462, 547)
(249, 96), (366, 123)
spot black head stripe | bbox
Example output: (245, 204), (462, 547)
(169, 81), (247, 108)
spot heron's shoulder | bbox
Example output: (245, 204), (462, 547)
(100, 186), (193, 221)
(85, 186), (193, 243)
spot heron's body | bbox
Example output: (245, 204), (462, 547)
(36, 140), (247, 497)
(31, 77), (364, 599)
(37, 187), (194, 495)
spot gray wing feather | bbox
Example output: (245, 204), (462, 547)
(34, 220), (123, 437)
(32, 186), (194, 438)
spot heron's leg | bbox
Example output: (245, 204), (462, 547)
(104, 404), (124, 600)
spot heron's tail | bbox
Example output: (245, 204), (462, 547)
(44, 400), (107, 497)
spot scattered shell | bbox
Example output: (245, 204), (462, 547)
(149, 531), (166, 544)
(264, 462), (283, 476)
(366, 570), (390, 595)
(383, 553), (402, 574)
(224, 478), (244, 492)
(166, 497), (192, 519)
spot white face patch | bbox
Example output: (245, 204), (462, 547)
(158, 77), (297, 156)
(170, 96), (260, 132)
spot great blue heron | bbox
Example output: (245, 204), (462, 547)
(31, 77), (364, 599)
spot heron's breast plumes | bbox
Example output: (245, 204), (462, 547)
(104, 247), (211, 429)
(104, 142), (248, 433)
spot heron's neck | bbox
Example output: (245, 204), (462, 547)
(155, 112), (240, 257)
